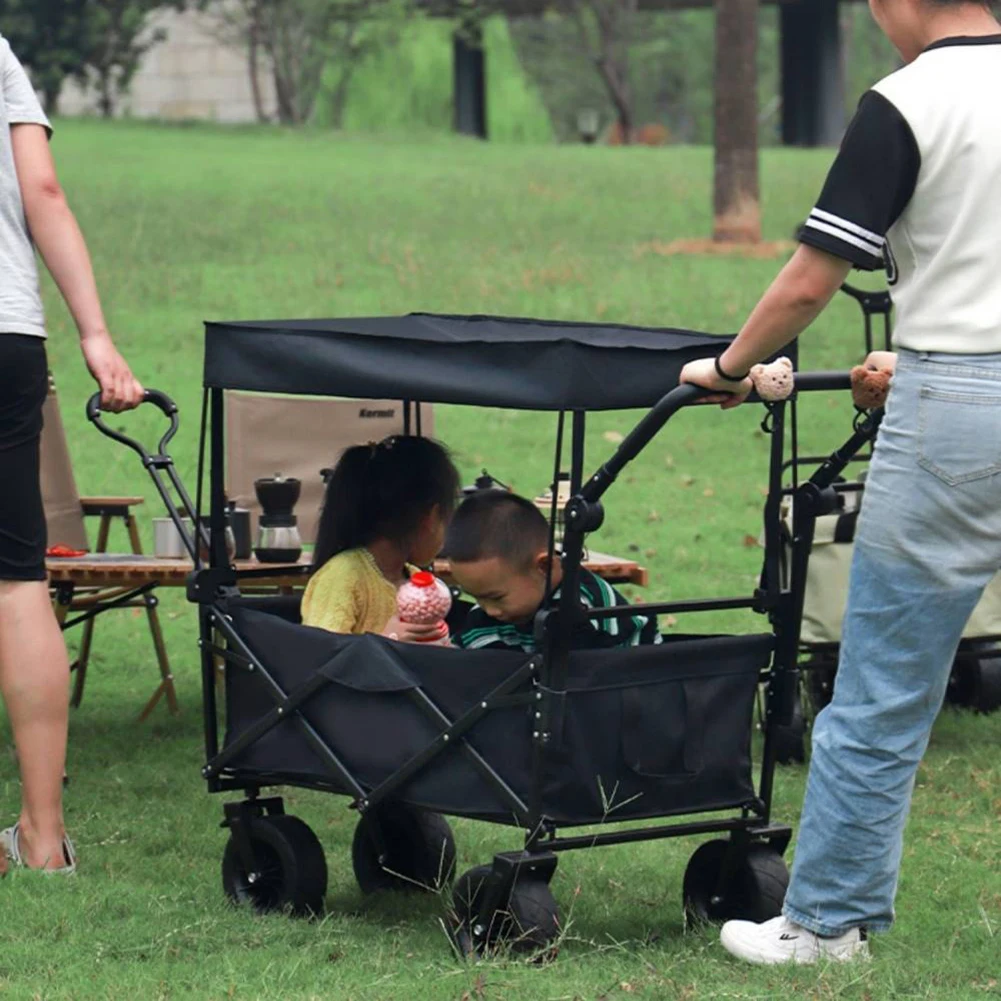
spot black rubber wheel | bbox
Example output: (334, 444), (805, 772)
(948, 643), (1001, 714)
(352, 803), (456, 894)
(221, 814), (327, 917)
(451, 864), (561, 957)
(805, 658), (838, 715)
(771, 693), (806, 765)
(683, 840), (789, 930)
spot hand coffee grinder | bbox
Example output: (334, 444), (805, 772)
(253, 473), (303, 563)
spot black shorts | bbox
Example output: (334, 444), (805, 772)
(0, 335), (48, 581)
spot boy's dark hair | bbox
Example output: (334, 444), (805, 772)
(313, 435), (459, 568)
(444, 490), (551, 570)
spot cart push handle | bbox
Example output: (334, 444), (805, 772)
(86, 388), (180, 466)
(570, 371), (853, 524)
(839, 281), (892, 315)
(85, 388), (206, 563)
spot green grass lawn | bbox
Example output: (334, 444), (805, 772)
(2, 120), (998, 1000)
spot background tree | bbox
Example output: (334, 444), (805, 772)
(0, 0), (188, 116)
(202, 0), (270, 121)
(204, 0), (406, 127)
(557, 0), (638, 142)
(77, 0), (187, 118)
(712, 0), (760, 242)
(0, 0), (90, 113)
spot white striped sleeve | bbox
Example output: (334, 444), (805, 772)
(799, 90), (920, 273)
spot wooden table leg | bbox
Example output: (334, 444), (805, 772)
(68, 512), (114, 708)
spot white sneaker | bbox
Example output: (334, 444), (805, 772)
(720, 915), (869, 965)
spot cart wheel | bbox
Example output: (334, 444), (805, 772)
(683, 840), (788, 929)
(352, 803), (456, 894)
(948, 642), (1001, 713)
(805, 659), (838, 715)
(948, 644), (1001, 714)
(772, 695), (806, 765)
(451, 864), (561, 957)
(221, 814), (327, 917)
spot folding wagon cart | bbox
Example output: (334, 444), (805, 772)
(88, 313), (879, 955)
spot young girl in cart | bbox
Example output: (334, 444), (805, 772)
(301, 435), (460, 641)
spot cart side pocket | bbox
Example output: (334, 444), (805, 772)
(620, 682), (703, 780)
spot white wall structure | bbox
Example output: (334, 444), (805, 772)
(58, 7), (275, 123)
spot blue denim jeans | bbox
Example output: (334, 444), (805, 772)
(783, 349), (1001, 937)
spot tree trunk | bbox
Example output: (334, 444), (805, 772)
(273, 68), (296, 125)
(596, 54), (632, 142)
(248, 0), (268, 123)
(329, 56), (358, 131)
(568, 0), (636, 144)
(713, 0), (761, 243)
(42, 82), (62, 117)
(98, 69), (115, 118)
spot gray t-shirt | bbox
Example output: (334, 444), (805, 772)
(0, 34), (51, 339)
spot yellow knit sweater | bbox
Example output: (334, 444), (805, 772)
(301, 548), (411, 635)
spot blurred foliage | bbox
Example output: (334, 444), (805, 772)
(315, 5), (900, 145)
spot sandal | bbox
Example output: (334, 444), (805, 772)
(1, 824), (76, 875)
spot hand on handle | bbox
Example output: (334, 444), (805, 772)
(679, 357), (753, 410)
(80, 332), (144, 412)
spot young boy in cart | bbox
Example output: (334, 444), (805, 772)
(446, 490), (661, 652)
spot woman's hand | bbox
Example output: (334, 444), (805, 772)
(679, 357), (754, 410)
(861, 350), (897, 374)
(383, 616), (448, 643)
(80, 332), (144, 412)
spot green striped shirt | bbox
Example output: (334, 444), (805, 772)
(455, 569), (662, 653)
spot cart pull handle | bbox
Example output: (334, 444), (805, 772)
(85, 388), (206, 562)
(839, 282), (892, 314)
(86, 389), (180, 468)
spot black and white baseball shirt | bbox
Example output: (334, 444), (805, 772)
(799, 36), (1001, 353)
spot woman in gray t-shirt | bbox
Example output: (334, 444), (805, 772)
(0, 35), (142, 873)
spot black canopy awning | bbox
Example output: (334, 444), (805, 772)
(203, 313), (738, 411)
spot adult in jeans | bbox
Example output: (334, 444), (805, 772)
(680, 0), (1001, 966)
(0, 35), (142, 873)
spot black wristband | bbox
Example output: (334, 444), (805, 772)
(715, 354), (750, 382)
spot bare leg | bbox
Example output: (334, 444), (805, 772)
(0, 579), (69, 869)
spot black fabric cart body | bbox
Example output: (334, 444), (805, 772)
(102, 313), (879, 951)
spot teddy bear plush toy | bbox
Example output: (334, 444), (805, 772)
(749, 353), (895, 410)
(750, 356), (795, 401)
(850, 352), (895, 410)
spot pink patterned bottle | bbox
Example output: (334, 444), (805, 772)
(396, 571), (452, 645)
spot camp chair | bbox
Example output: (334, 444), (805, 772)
(224, 393), (434, 546)
(41, 374), (177, 721)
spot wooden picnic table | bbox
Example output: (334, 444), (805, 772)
(46, 549), (649, 589)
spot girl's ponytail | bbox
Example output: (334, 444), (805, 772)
(313, 435), (459, 570)
(313, 444), (375, 568)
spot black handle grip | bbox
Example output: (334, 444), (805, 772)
(793, 371), (852, 393)
(85, 387), (177, 421)
(86, 388), (180, 463)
